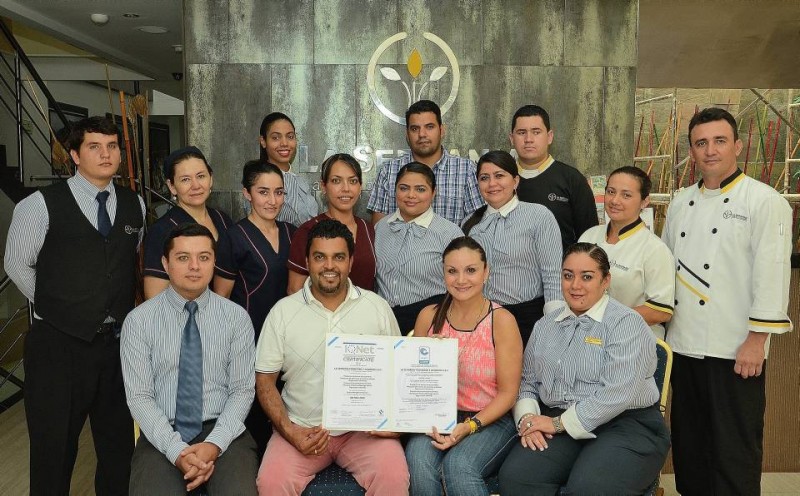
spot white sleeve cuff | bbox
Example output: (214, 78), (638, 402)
(562, 405), (596, 440)
(512, 398), (541, 426)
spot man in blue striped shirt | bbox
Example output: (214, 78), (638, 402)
(368, 100), (484, 225)
(121, 223), (258, 495)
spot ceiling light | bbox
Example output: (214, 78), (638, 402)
(122, 13), (140, 19)
(137, 26), (168, 34)
(90, 13), (109, 26)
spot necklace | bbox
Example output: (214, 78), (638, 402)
(447, 297), (488, 332)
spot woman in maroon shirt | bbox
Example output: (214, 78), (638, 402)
(287, 153), (376, 292)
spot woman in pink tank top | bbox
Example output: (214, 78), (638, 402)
(405, 236), (523, 496)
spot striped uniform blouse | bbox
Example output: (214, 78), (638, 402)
(374, 208), (463, 307)
(513, 295), (659, 439)
(467, 197), (563, 309)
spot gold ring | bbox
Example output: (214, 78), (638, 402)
(526, 422), (532, 428)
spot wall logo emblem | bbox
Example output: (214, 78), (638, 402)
(367, 32), (460, 125)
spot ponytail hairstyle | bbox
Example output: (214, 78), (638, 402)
(607, 165), (652, 199)
(431, 236), (488, 334)
(563, 242), (611, 278)
(258, 112), (295, 161)
(462, 150), (519, 234)
(241, 160), (284, 190)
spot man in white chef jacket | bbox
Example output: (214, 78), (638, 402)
(662, 107), (793, 496)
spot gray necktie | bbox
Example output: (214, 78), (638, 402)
(175, 300), (203, 442)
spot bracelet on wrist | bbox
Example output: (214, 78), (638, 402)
(464, 418), (478, 435)
(517, 413), (535, 429)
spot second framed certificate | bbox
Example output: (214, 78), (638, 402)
(322, 334), (458, 433)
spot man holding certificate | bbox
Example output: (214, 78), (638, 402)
(254, 219), (409, 495)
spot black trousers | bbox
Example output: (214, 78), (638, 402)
(502, 296), (545, 347)
(130, 422), (259, 496)
(671, 353), (766, 496)
(499, 404), (669, 496)
(391, 294), (446, 334)
(24, 319), (134, 496)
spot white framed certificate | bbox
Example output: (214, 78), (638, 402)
(322, 333), (458, 433)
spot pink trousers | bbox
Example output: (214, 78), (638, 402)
(256, 431), (409, 495)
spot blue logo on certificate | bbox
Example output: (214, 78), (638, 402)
(418, 346), (430, 364)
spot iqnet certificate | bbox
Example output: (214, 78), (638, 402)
(322, 334), (458, 433)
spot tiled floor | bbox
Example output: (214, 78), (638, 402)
(660, 473), (800, 495)
(1, 399), (799, 495)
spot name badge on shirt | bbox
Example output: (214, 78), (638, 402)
(584, 336), (602, 346)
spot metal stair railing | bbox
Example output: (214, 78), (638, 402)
(0, 18), (73, 202)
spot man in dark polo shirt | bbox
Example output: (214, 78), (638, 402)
(510, 104), (598, 248)
(5, 116), (145, 495)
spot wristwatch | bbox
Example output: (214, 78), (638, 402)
(552, 415), (565, 434)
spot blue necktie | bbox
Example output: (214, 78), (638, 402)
(175, 301), (203, 443)
(96, 191), (112, 237)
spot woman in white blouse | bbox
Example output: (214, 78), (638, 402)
(579, 166), (675, 338)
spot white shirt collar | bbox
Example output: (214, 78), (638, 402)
(386, 207), (434, 228)
(555, 294), (610, 323)
(485, 195), (519, 218)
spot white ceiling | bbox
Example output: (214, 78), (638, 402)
(0, 0), (798, 89)
(0, 0), (183, 81)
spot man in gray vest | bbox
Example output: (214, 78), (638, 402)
(5, 116), (145, 495)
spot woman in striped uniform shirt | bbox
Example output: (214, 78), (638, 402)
(287, 153), (377, 292)
(406, 236), (523, 496)
(463, 150), (563, 346)
(257, 112), (318, 226)
(143, 146), (232, 299)
(213, 160), (296, 456)
(374, 162), (463, 332)
(499, 243), (670, 495)
(579, 166), (675, 338)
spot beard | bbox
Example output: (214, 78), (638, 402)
(314, 271), (344, 294)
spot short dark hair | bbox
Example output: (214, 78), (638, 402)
(258, 112), (295, 161)
(688, 107), (738, 144)
(162, 223), (216, 258)
(511, 105), (551, 132)
(406, 100), (442, 128)
(563, 242), (610, 278)
(242, 160), (284, 190)
(608, 166), (652, 199)
(396, 162), (436, 190)
(66, 116), (119, 152)
(163, 146), (213, 182)
(320, 153), (362, 184)
(306, 218), (355, 258)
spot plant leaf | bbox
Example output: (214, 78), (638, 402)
(380, 67), (402, 81)
(429, 66), (448, 82)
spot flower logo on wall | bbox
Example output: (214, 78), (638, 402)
(367, 32), (460, 125)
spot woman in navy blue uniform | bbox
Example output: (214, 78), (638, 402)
(214, 160), (296, 336)
(142, 146), (233, 299)
(214, 160), (295, 456)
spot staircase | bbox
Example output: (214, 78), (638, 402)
(0, 18), (73, 410)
